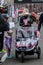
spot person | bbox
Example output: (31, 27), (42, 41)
(20, 9), (33, 27)
(37, 13), (43, 37)
(5, 30), (13, 58)
(0, 13), (12, 52)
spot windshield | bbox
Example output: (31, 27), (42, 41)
(16, 27), (37, 41)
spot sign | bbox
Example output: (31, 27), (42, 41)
(14, 0), (43, 3)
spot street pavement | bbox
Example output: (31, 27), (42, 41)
(1, 22), (43, 65)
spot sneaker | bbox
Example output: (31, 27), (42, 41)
(1, 49), (6, 53)
(7, 54), (13, 59)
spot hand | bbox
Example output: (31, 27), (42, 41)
(37, 31), (40, 37)
(36, 20), (38, 24)
(7, 30), (13, 33)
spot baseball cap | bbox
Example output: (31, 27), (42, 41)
(2, 14), (9, 19)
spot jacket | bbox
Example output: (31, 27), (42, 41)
(0, 13), (9, 31)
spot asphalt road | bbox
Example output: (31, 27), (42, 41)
(1, 22), (43, 65)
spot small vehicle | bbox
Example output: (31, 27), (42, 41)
(15, 26), (41, 62)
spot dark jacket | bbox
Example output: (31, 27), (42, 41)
(0, 13), (9, 31)
(0, 13), (9, 39)
(38, 13), (43, 31)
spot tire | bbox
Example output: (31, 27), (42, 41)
(21, 52), (24, 63)
(37, 41), (38, 46)
(15, 50), (18, 58)
(37, 47), (41, 59)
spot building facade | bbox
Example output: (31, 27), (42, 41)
(14, 2), (43, 13)
(3, 0), (43, 13)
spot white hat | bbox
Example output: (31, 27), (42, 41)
(19, 8), (29, 16)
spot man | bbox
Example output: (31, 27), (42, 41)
(37, 13), (43, 37)
(0, 13), (12, 52)
(20, 9), (33, 27)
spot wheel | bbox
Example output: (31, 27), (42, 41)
(37, 47), (41, 59)
(0, 57), (2, 64)
(21, 52), (24, 63)
(15, 50), (18, 58)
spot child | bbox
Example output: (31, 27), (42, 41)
(5, 30), (13, 58)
